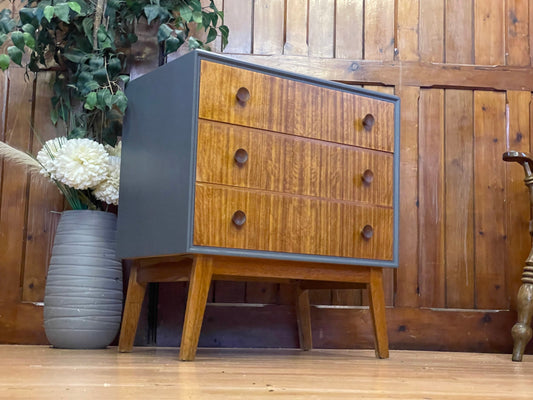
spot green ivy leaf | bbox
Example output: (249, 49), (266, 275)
(192, 11), (203, 24)
(219, 24), (229, 49)
(43, 5), (54, 22)
(107, 57), (122, 77)
(67, 2), (82, 14)
(82, 16), (93, 42)
(19, 8), (36, 26)
(84, 81), (100, 92)
(190, 0), (202, 12)
(157, 24), (172, 42)
(93, 68), (108, 85)
(64, 49), (88, 63)
(206, 27), (217, 43)
(69, 127), (86, 139)
(188, 37), (201, 49)
(0, 33), (7, 46)
(179, 5), (192, 22)
(21, 24), (35, 35)
(11, 31), (25, 51)
(114, 90), (127, 113)
(0, 54), (10, 71)
(144, 5), (160, 25)
(164, 36), (183, 54)
(23, 32), (35, 50)
(77, 71), (96, 93)
(96, 88), (112, 109)
(7, 46), (22, 66)
(209, 11), (218, 27)
(88, 55), (104, 68)
(50, 108), (59, 125)
(0, 9), (15, 34)
(118, 75), (130, 84)
(97, 26), (112, 49)
(54, 3), (71, 23)
(84, 91), (97, 110)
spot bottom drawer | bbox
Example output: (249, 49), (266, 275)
(193, 183), (394, 260)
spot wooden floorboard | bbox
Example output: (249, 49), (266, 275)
(1, 345), (533, 399)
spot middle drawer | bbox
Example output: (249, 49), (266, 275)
(196, 119), (393, 207)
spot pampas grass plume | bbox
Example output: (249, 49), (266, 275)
(0, 141), (43, 174)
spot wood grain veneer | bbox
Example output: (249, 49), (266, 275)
(198, 60), (395, 152)
(196, 119), (393, 206)
(193, 183), (394, 260)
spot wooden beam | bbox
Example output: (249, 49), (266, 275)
(228, 55), (533, 91)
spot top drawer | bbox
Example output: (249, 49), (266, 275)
(198, 61), (395, 152)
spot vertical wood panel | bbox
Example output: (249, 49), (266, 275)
(504, 91), (531, 309)
(331, 289), (361, 306)
(418, 89), (446, 308)
(213, 282), (246, 303)
(419, 0), (444, 62)
(308, 0), (334, 58)
(473, 90), (507, 309)
(363, 84), (395, 307)
(253, 0), (285, 55)
(308, 289), (332, 305)
(245, 282), (279, 304)
(335, 0), (364, 59)
(445, 90), (475, 309)
(445, 0), (473, 63)
(396, 0), (419, 61)
(530, 0), (533, 65)
(222, 0), (253, 54)
(0, 70), (34, 302)
(22, 73), (64, 302)
(395, 85), (420, 308)
(284, 0), (309, 56)
(364, 0), (395, 60)
(505, 0), (530, 66)
(474, 0), (505, 65)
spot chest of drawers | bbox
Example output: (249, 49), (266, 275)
(117, 50), (400, 360)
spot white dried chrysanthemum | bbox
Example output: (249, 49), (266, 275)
(105, 140), (121, 157)
(53, 138), (109, 190)
(93, 155), (120, 205)
(36, 136), (67, 179)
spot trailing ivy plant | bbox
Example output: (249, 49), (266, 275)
(0, 0), (228, 146)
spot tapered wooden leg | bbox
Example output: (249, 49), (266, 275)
(179, 255), (214, 361)
(368, 268), (389, 359)
(512, 281), (533, 361)
(295, 284), (313, 351)
(118, 262), (147, 352)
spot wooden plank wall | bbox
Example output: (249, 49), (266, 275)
(2, 0), (533, 353)
(182, 0), (533, 353)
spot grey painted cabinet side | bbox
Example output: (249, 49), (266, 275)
(117, 53), (199, 259)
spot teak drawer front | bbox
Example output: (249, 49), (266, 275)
(193, 183), (394, 260)
(198, 61), (395, 152)
(196, 120), (393, 206)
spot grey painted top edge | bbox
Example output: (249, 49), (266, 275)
(159, 50), (400, 104)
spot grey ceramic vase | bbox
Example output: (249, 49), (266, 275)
(43, 210), (123, 349)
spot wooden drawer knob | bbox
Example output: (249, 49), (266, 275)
(232, 210), (247, 227)
(234, 148), (249, 166)
(362, 114), (375, 131)
(362, 169), (374, 184)
(236, 87), (251, 103)
(361, 225), (374, 240)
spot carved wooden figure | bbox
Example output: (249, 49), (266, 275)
(503, 151), (533, 361)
